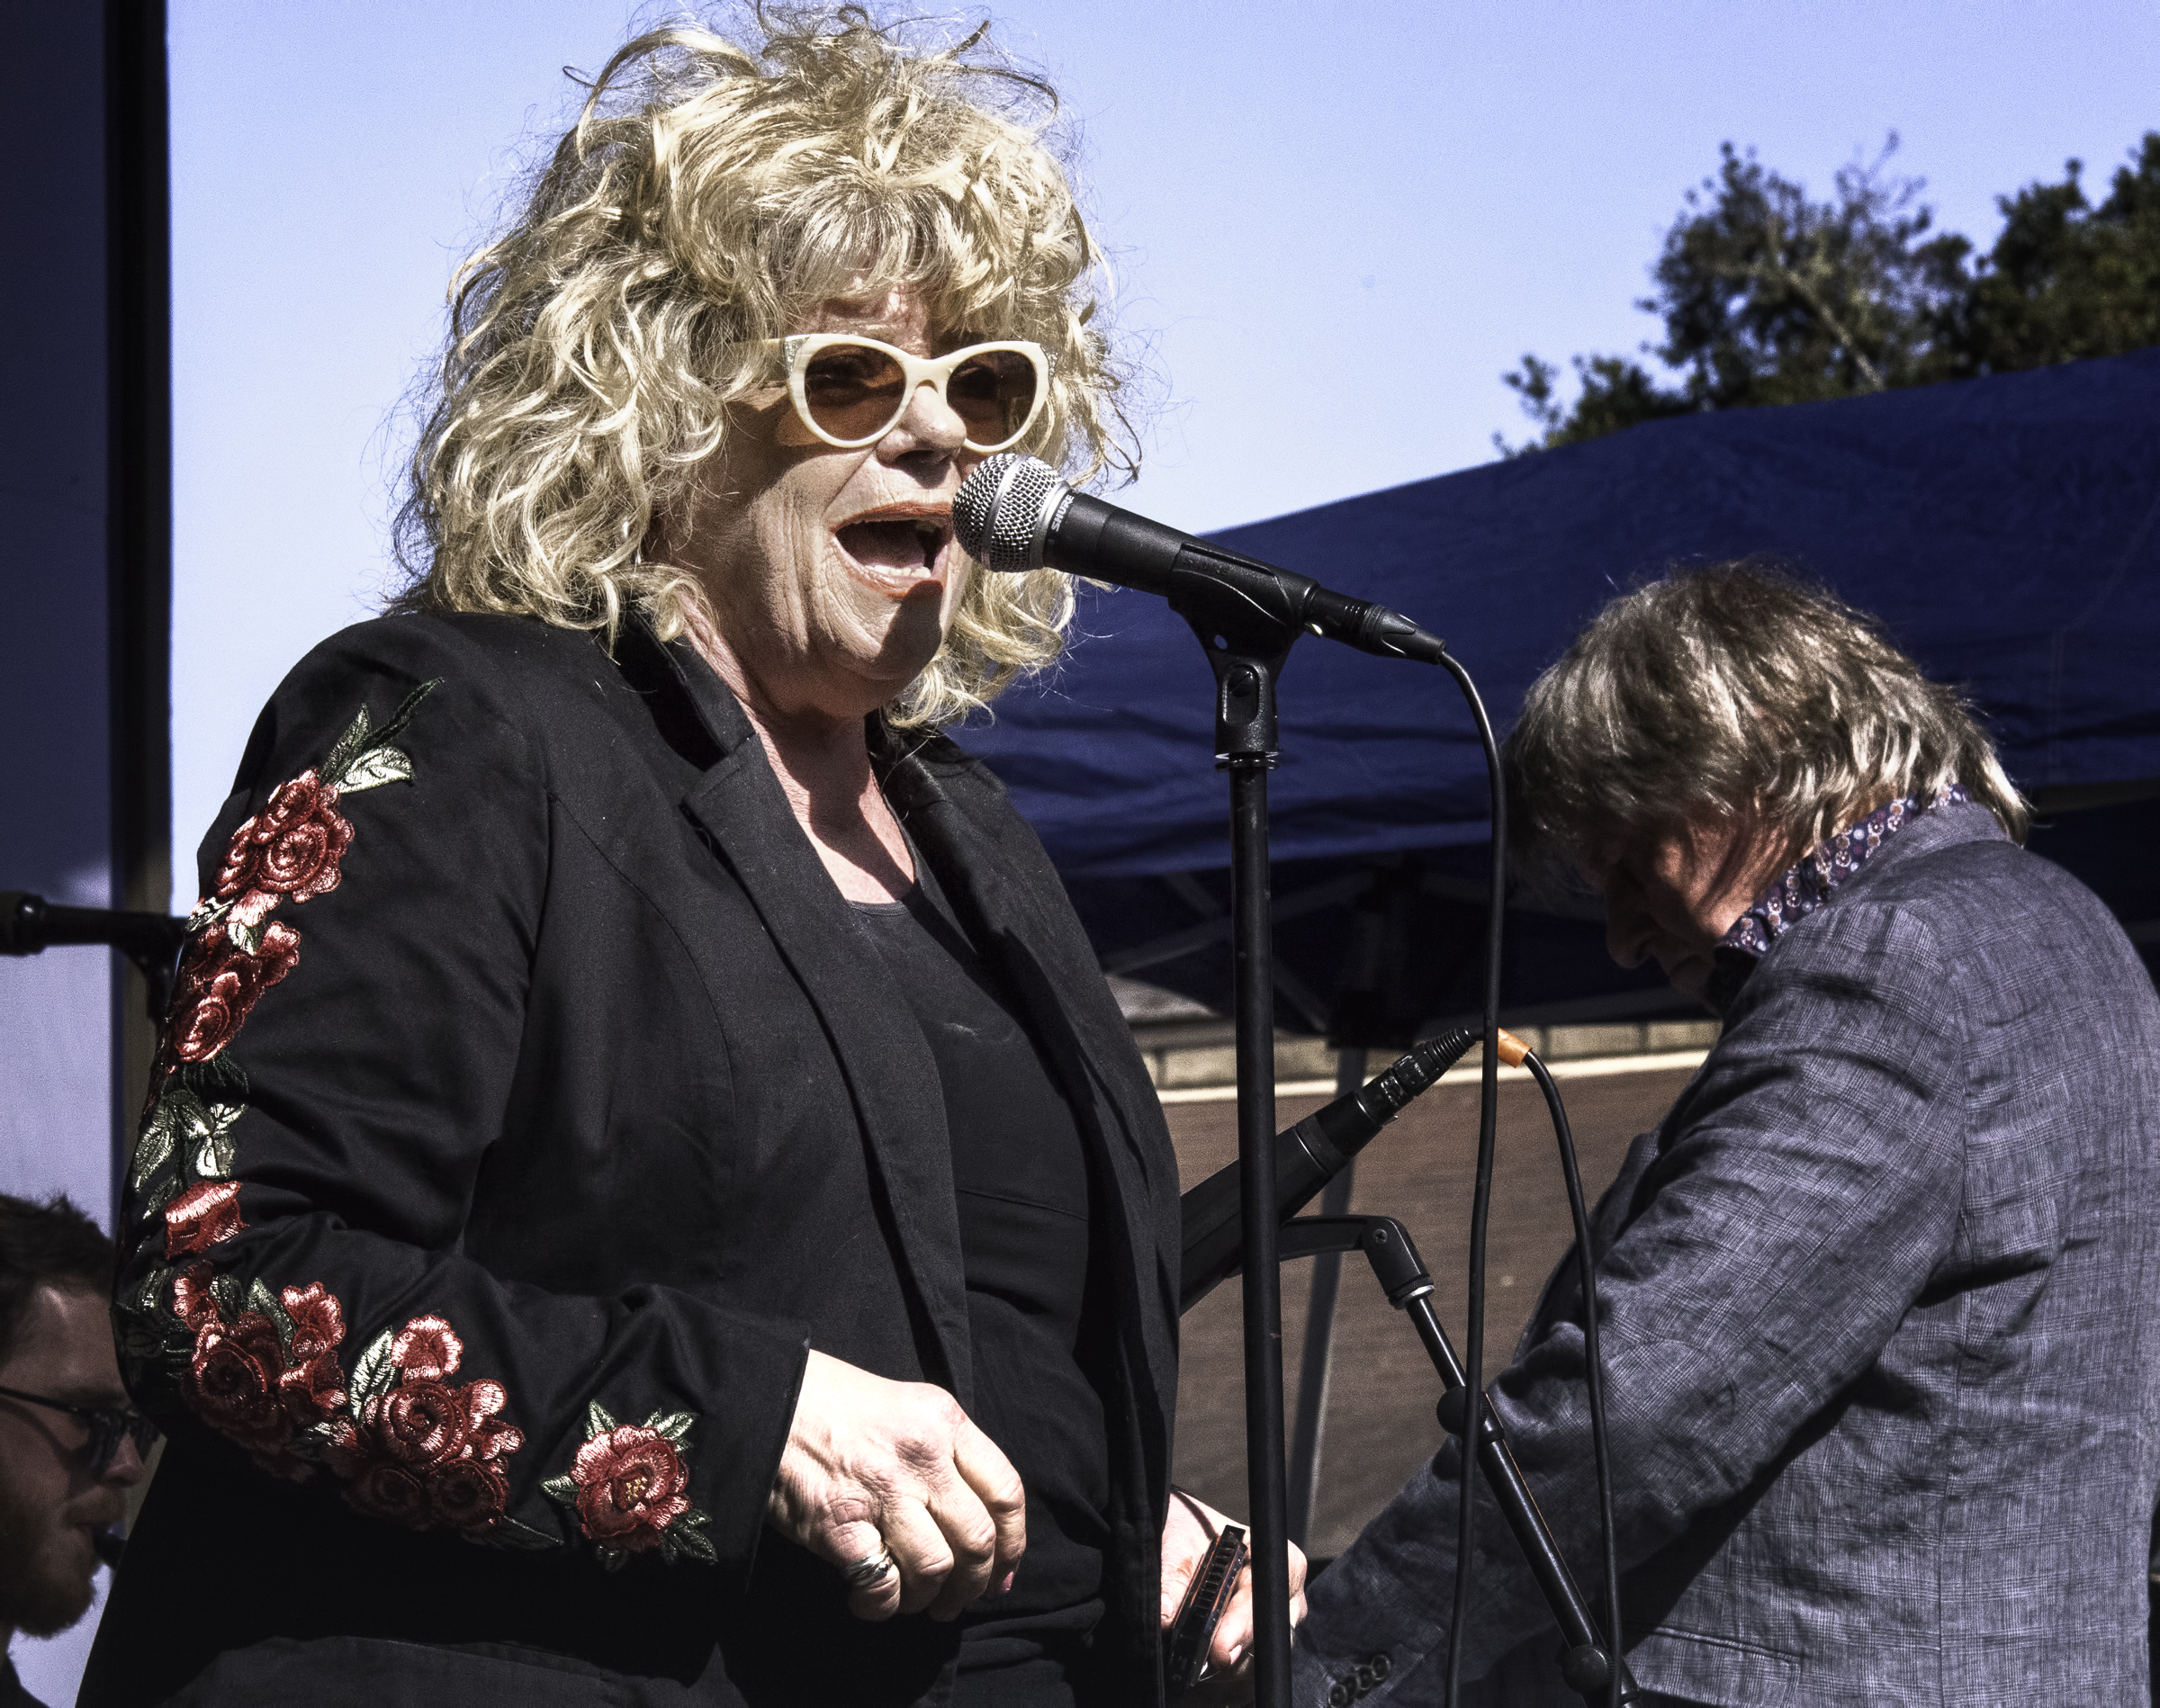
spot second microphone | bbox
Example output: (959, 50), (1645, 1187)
(1177, 1025), (1490, 1313)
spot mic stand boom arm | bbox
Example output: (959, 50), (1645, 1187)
(2, 890), (187, 1020)
(1279, 1216), (1640, 1706)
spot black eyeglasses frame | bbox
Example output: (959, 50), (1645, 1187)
(0, 1381), (159, 1475)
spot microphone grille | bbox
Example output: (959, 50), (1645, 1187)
(953, 453), (1066, 574)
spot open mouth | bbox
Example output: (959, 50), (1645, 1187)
(832, 506), (952, 600)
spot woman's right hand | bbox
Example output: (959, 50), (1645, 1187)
(766, 1349), (1028, 1622)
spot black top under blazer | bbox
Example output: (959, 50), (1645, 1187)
(85, 613), (1183, 1707)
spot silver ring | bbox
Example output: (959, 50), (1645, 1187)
(843, 1542), (899, 1589)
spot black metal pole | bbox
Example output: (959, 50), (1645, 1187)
(1229, 752), (1292, 1708)
(1286, 1047), (1364, 1549)
(1181, 616), (1298, 1708)
(105, 0), (173, 1214)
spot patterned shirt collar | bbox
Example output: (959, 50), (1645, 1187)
(1720, 784), (1970, 962)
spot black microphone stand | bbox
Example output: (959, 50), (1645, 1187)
(1178, 598), (1302, 1708)
(1280, 1216), (1640, 1705)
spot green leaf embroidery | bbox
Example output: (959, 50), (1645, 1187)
(130, 1269), (167, 1317)
(211, 1272), (245, 1319)
(192, 1102), (243, 1180)
(586, 1399), (618, 1439)
(480, 1515), (562, 1551)
(114, 1311), (165, 1364)
(133, 1081), (246, 1200)
(662, 1509), (718, 1566)
(130, 1100), (178, 1189)
(179, 1056), (249, 1104)
(157, 1089), (208, 1164)
(320, 705), (374, 788)
(226, 917), (264, 957)
(348, 1330), (396, 1407)
(246, 1277), (293, 1344)
(137, 1173), (180, 1228)
(334, 747), (414, 795)
(649, 1410), (695, 1444)
(183, 896), (231, 937)
(541, 1474), (580, 1507)
(371, 679), (441, 751)
(324, 679), (440, 793)
(114, 1290), (193, 1401)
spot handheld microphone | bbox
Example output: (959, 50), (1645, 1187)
(952, 454), (1448, 664)
(1178, 1025), (1489, 1312)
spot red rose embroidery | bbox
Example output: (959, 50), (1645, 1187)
(391, 1315), (463, 1382)
(280, 1281), (346, 1360)
(461, 1381), (523, 1462)
(374, 1380), (472, 1466)
(341, 1453), (433, 1528)
(425, 1458), (510, 1530)
(171, 1262), (220, 1330)
(185, 1310), (293, 1458)
(162, 1266), (529, 1541)
(278, 1348), (346, 1425)
(567, 1425), (693, 1554)
(319, 1317), (528, 1537)
(165, 1181), (246, 1259)
(216, 771), (354, 907)
(169, 923), (301, 1065)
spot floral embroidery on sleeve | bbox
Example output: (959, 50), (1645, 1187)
(156, 679), (439, 1076)
(163, 1180), (246, 1257)
(544, 1402), (718, 1569)
(114, 677), (555, 1551)
(123, 680), (441, 1269)
(166, 924), (302, 1065)
(318, 1313), (551, 1544)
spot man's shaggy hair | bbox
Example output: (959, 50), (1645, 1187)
(392, 6), (1134, 725)
(0, 1193), (113, 1370)
(1505, 562), (2029, 885)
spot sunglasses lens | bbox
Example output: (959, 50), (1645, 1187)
(85, 1409), (158, 1474)
(85, 1414), (120, 1473)
(800, 342), (908, 443)
(949, 349), (1040, 448)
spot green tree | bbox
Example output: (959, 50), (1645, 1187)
(1951, 132), (2160, 373)
(1498, 131), (2160, 454)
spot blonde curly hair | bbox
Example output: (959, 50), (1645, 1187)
(390, 5), (1133, 725)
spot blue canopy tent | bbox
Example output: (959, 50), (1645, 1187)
(957, 346), (2160, 1046)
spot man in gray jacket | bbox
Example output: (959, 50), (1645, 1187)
(1293, 565), (2160, 1706)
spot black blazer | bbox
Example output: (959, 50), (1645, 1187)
(87, 613), (1182, 1707)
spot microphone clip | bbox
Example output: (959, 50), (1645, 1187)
(1182, 600), (1300, 771)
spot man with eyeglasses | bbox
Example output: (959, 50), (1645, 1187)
(1, 1193), (154, 1707)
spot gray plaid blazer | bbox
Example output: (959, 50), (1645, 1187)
(1293, 801), (2160, 1706)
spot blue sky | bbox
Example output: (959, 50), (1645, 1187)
(167, 0), (2160, 906)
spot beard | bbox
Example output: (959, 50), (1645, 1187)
(0, 1469), (97, 1639)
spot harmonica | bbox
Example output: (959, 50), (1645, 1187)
(1164, 1522), (1248, 1696)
